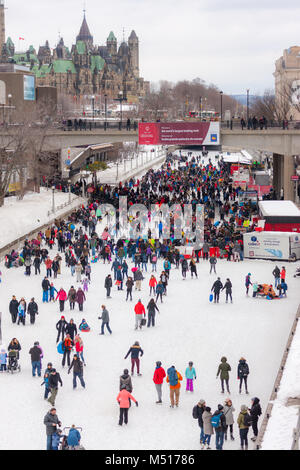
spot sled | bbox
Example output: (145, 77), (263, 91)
(209, 294), (213, 303)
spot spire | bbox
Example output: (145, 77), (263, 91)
(129, 30), (138, 41)
(76, 11), (93, 44)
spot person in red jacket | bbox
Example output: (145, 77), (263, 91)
(149, 275), (157, 296)
(116, 384), (138, 426)
(280, 266), (286, 283)
(134, 299), (146, 330)
(56, 288), (67, 312)
(153, 361), (166, 404)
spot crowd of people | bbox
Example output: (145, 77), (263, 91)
(2, 149), (277, 451)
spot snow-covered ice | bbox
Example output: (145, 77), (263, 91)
(0, 238), (299, 450)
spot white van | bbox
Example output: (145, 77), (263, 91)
(243, 231), (300, 261)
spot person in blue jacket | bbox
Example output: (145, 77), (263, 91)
(185, 361), (197, 392)
(67, 425), (81, 448)
(155, 281), (165, 304)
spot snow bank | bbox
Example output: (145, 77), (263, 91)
(0, 189), (85, 250)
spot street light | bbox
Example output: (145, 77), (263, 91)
(114, 90), (127, 130)
(91, 95), (95, 122)
(220, 91), (223, 123)
(52, 185), (55, 213)
(199, 96), (202, 120)
(104, 93), (108, 131)
(68, 179), (71, 204)
(8, 94), (12, 124)
(247, 89), (250, 125)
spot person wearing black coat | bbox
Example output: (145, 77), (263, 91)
(65, 319), (77, 340)
(27, 298), (39, 324)
(68, 354), (85, 389)
(146, 299), (159, 327)
(9, 296), (19, 323)
(249, 397), (262, 442)
(237, 358), (249, 394)
(47, 369), (63, 407)
(33, 255), (41, 275)
(194, 399), (206, 444)
(222, 278), (233, 303)
(212, 404), (227, 450)
(126, 277), (134, 301)
(104, 274), (112, 298)
(29, 342), (43, 377)
(211, 278), (223, 303)
(44, 408), (62, 450)
(56, 316), (68, 343)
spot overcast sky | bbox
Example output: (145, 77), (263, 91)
(5, 0), (300, 94)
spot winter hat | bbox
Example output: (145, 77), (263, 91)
(120, 384), (127, 390)
(61, 316), (65, 319)
(218, 404), (224, 411)
(198, 399), (205, 405)
(205, 406), (211, 412)
(34, 342), (39, 346)
(123, 369), (129, 375)
(241, 405), (248, 411)
(51, 369), (56, 373)
(156, 361), (162, 367)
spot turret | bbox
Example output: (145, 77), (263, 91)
(128, 30), (139, 78)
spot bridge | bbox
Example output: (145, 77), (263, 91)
(1, 126), (299, 201)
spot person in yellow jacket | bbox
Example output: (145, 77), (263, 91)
(166, 366), (183, 408)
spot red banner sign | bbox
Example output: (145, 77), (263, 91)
(138, 122), (220, 146)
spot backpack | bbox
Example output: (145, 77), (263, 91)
(192, 405), (198, 419)
(167, 367), (178, 387)
(211, 413), (222, 428)
(243, 413), (252, 427)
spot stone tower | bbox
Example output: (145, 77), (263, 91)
(76, 11), (93, 49)
(107, 31), (117, 55)
(0, 1), (5, 57)
(128, 30), (139, 78)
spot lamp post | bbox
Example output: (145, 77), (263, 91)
(104, 93), (107, 130)
(199, 96), (202, 120)
(91, 95), (95, 122)
(220, 91), (223, 124)
(246, 89), (250, 125)
(8, 93), (12, 124)
(52, 185), (55, 213)
(68, 179), (71, 204)
(114, 90), (127, 130)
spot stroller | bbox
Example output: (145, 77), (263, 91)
(59, 427), (84, 450)
(7, 350), (21, 373)
(294, 267), (300, 278)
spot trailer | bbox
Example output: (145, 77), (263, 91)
(243, 231), (300, 261)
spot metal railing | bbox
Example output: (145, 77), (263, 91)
(60, 120), (138, 132)
(221, 120), (300, 131)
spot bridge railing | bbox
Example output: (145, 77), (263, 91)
(59, 120), (138, 132)
(221, 120), (300, 130)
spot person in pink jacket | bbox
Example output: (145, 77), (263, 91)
(116, 384), (138, 426)
(74, 334), (85, 366)
(56, 288), (67, 312)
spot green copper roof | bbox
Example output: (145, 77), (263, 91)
(53, 59), (76, 74)
(76, 40), (86, 55)
(31, 63), (52, 78)
(91, 55), (105, 73)
(6, 37), (14, 46)
(107, 31), (116, 42)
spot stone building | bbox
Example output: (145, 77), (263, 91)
(274, 46), (300, 120)
(0, 10), (149, 103)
